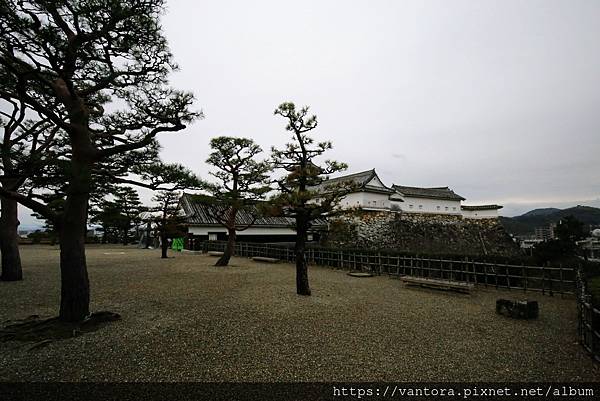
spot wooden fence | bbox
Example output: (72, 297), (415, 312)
(199, 240), (600, 362)
(576, 269), (600, 363)
(199, 241), (576, 295)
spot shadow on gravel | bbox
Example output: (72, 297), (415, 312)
(0, 311), (121, 350)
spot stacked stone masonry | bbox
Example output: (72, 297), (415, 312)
(324, 210), (521, 257)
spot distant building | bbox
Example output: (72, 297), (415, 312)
(578, 229), (600, 260)
(391, 184), (465, 215)
(534, 225), (555, 241)
(18, 229), (34, 238)
(579, 238), (600, 260)
(461, 204), (504, 219)
(314, 169), (502, 219)
(179, 193), (326, 245)
(519, 238), (544, 255)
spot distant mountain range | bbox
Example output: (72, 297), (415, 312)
(499, 205), (600, 236)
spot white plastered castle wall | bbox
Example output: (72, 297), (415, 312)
(399, 196), (462, 215)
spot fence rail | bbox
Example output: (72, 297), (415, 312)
(576, 269), (600, 363)
(198, 241), (576, 295)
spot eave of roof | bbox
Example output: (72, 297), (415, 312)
(461, 204), (503, 211)
(391, 184), (466, 201)
(187, 222), (327, 229)
(362, 186), (395, 194)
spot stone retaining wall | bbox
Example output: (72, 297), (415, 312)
(324, 210), (521, 257)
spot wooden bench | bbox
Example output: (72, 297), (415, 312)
(400, 276), (474, 294)
(251, 256), (280, 263)
(207, 251), (224, 256)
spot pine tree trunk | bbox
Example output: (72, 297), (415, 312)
(215, 228), (236, 266)
(145, 222), (152, 248)
(51, 84), (96, 322)
(295, 215), (311, 296)
(161, 232), (169, 259)
(0, 195), (23, 281)
(57, 161), (91, 322)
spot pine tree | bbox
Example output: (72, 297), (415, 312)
(271, 102), (354, 295)
(150, 191), (185, 259)
(203, 136), (271, 266)
(0, 0), (201, 321)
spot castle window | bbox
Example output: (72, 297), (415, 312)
(409, 204), (413, 209)
(437, 206), (440, 210)
(419, 205), (423, 209)
(445, 206), (449, 211)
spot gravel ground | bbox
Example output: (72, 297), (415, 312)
(0, 245), (598, 382)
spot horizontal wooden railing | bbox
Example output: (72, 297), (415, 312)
(198, 241), (576, 295)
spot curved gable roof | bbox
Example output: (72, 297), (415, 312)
(315, 169), (394, 194)
(392, 185), (466, 201)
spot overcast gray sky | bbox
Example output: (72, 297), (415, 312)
(17, 0), (600, 226)
(154, 0), (600, 217)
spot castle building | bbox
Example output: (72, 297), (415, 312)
(316, 169), (502, 219)
(179, 193), (326, 245)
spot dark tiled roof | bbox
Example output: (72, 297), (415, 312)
(179, 193), (327, 228)
(392, 185), (466, 201)
(461, 204), (503, 211)
(314, 169), (394, 194)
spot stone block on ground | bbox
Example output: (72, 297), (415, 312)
(496, 299), (539, 319)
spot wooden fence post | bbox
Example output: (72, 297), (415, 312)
(542, 263), (546, 295)
(483, 263), (488, 287)
(548, 262), (554, 296)
(495, 264), (499, 290)
(559, 264), (564, 298)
